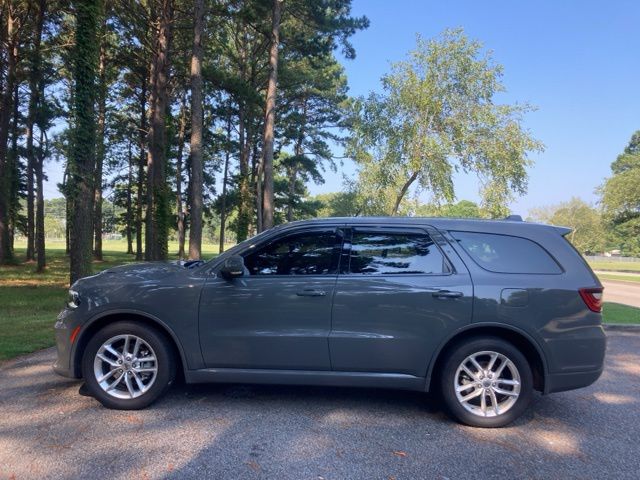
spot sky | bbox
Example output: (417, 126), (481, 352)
(43, 0), (640, 217)
(308, 0), (640, 215)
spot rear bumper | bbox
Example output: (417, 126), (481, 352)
(545, 367), (604, 394)
(543, 324), (606, 394)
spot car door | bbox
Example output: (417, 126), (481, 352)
(329, 225), (473, 377)
(198, 227), (343, 370)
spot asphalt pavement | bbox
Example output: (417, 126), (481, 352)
(1, 330), (639, 479)
(602, 279), (640, 308)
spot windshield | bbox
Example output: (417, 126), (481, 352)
(202, 227), (281, 265)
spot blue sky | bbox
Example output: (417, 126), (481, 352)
(310, 0), (640, 214)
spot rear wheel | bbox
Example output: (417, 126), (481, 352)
(81, 321), (176, 410)
(440, 337), (533, 427)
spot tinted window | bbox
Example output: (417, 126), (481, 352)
(348, 232), (449, 275)
(451, 231), (561, 274)
(243, 231), (339, 275)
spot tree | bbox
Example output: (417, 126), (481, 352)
(68, 0), (101, 284)
(0, 0), (27, 264)
(278, 53), (349, 222)
(415, 200), (482, 218)
(187, 0), (205, 260)
(346, 29), (544, 217)
(1, 0), (370, 279)
(25, 0), (47, 266)
(145, 0), (174, 261)
(600, 131), (640, 255)
(314, 191), (360, 217)
(259, 0), (283, 231)
(528, 198), (605, 254)
(93, 7), (114, 261)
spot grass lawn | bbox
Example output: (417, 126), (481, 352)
(0, 241), (224, 362)
(597, 273), (640, 283)
(587, 260), (640, 273)
(1, 241), (639, 362)
(602, 302), (640, 324)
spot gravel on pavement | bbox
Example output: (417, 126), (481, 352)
(1, 331), (639, 479)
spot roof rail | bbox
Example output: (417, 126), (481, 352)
(504, 215), (523, 222)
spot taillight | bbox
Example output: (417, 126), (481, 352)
(579, 287), (603, 313)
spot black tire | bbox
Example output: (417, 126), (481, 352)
(81, 321), (176, 410)
(440, 336), (533, 428)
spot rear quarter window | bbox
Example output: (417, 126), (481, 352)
(450, 231), (562, 274)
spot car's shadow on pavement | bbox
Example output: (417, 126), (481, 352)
(2, 331), (639, 479)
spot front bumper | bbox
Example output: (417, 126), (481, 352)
(53, 307), (82, 379)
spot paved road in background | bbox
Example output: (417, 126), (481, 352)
(602, 280), (640, 308)
(1, 331), (639, 479)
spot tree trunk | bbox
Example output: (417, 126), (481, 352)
(63, 168), (70, 254)
(218, 114), (231, 253)
(254, 144), (263, 233)
(136, 73), (147, 260)
(68, 0), (101, 284)
(260, 0), (283, 231)
(8, 81), (19, 250)
(236, 106), (251, 241)
(187, 0), (205, 260)
(287, 116), (305, 222)
(175, 93), (188, 259)
(0, 5), (18, 264)
(286, 165), (296, 222)
(93, 23), (108, 261)
(126, 141), (134, 254)
(391, 170), (419, 216)
(35, 131), (46, 272)
(145, 0), (173, 261)
(24, 0), (45, 262)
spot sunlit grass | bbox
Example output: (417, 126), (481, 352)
(597, 273), (640, 283)
(603, 302), (640, 325)
(0, 241), (226, 361)
(588, 260), (640, 273)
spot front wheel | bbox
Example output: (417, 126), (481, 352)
(81, 321), (176, 410)
(440, 337), (533, 427)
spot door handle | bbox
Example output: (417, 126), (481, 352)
(296, 289), (327, 297)
(432, 290), (463, 299)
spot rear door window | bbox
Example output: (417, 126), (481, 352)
(450, 231), (562, 274)
(348, 231), (450, 275)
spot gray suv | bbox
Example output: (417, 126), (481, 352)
(54, 217), (606, 427)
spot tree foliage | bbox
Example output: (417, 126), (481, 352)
(528, 198), (605, 254)
(346, 29), (544, 217)
(600, 131), (640, 255)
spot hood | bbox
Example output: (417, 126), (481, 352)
(101, 261), (186, 278)
(75, 261), (189, 288)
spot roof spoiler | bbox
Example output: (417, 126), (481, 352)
(504, 215), (523, 221)
(554, 226), (572, 236)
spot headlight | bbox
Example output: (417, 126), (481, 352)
(67, 290), (81, 309)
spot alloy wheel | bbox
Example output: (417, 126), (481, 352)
(93, 334), (158, 400)
(454, 350), (521, 417)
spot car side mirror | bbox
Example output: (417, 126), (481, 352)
(219, 255), (245, 280)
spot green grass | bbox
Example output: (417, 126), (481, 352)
(587, 260), (640, 273)
(603, 302), (640, 324)
(597, 273), (640, 283)
(2, 242), (639, 362)
(0, 241), (225, 362)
